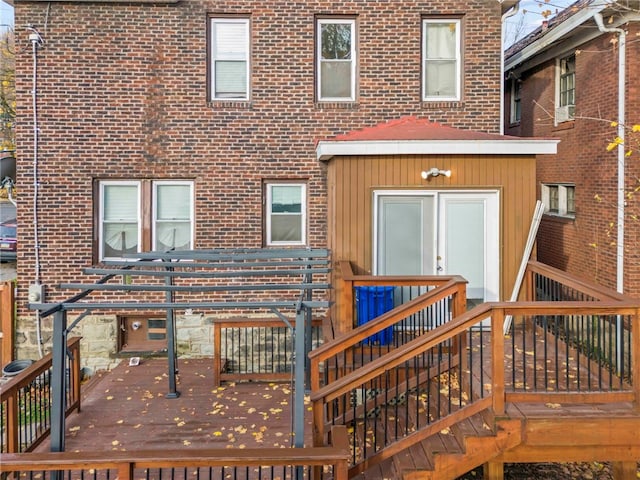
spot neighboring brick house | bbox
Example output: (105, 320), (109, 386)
(11, 0), (556, 371)
(504, 0), (640, 296)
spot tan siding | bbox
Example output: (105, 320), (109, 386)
(327, 154), (537, 331)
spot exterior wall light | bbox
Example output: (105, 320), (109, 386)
(421, 168), (452, 179)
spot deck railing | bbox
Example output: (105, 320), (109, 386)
(213, 317), (324, 386)
(0, 337), (82, 453)
(1, 425), (350, 480)
(310, 261), (467, 393)
(311, 302), (639, 475)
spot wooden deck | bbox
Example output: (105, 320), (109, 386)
(34, 357), (312, 454)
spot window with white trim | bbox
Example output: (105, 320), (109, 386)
(555, 54), (575, 123)
(98, 180), (194, 260)
(265, 183), (307, 246)
(210, 17), (250, 100)
(510, 80), (521, 124)
(422, 19), (461, 101)
(542, 183), (575, 218)
(317, 18), (356, 101)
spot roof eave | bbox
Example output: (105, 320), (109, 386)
(505, 2), (608, 71)
(316, 139), (559, 161)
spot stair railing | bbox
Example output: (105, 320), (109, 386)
(310, 262), (468, 395)
(311, 301), (640, 477)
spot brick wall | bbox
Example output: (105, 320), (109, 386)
(12, 1), (505, 366)
(506, 22), (640, 294)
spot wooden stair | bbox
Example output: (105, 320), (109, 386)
(349, 402), (523, 480)
(398, 415), (523, 480)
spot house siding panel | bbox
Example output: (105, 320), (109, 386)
(327, 153), (537, 332)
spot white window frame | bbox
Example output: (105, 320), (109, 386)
(510, 80), (521, 124)
(99, 180), (142, 261)
(422, 19), (461, 102)
(555, 53), (575, 124)
(317, 18), (356, 102)
(210, 17), (250, 101)
(98, 180), (195, 261)
(266, 183), (307, 246)
(152, 180), (195, 252)
(542, 183), (575, 218)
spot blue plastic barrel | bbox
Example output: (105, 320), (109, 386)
(355, 286), (395, 345)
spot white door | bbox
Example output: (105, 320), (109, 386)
(375, 191), (499, 304)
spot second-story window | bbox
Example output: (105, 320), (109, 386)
(556, 53), (575, 123)
(210, 17), (250, 101)
(422, 19), (461, 101)
(317, 18), (356, 101)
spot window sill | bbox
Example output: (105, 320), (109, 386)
(543, 212), (575, 222)
(421, 101), (465, 110)
(553, 120), (575, 132)
(208, 100), (253, 109)
(315, 102), (359, 110)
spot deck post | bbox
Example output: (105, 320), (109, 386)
(294, 309), (306, 446)
(612, 461), (637, 480)
(633, 308), (640, 410)
(294, 309), (306, 479)
(483, 460), (504, 480)
(491, 308), (505, 415)
(165, 264), (179, 399)
(50, 310), (68, 453)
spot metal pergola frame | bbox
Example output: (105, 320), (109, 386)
(30, 248), (331, 455)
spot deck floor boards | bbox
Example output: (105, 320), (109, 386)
(29, 323), (640, 478)
(35, 357), (310, 453)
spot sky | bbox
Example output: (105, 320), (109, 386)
(505, 0), (578, 46)
(0, 2), (12, 31)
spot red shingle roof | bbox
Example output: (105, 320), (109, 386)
(328, 116), (522, 142)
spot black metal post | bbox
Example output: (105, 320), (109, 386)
(165, 264), (180, 398)
(50, 310), (67, 452)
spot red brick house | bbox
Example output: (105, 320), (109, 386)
(11, 0), (557, 370)
(504, 0), (640, 296)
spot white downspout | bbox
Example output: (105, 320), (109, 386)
(594, 13), (626, 294)
(500, 2), (520, 135)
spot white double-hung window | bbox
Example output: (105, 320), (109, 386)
(422, 19), (461, 101)
(210, 17), (250, 100)
(266, 183), (307, 246)
(100, 181), (141, 260)
(98, 180), (194, 260)
(153, 181), (194, 252)
(317, 18), (356, 101)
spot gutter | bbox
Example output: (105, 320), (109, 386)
(500, 0), (520, 134)
(594, 12), (626, 294)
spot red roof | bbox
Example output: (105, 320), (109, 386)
(327, 116), (521, 142)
